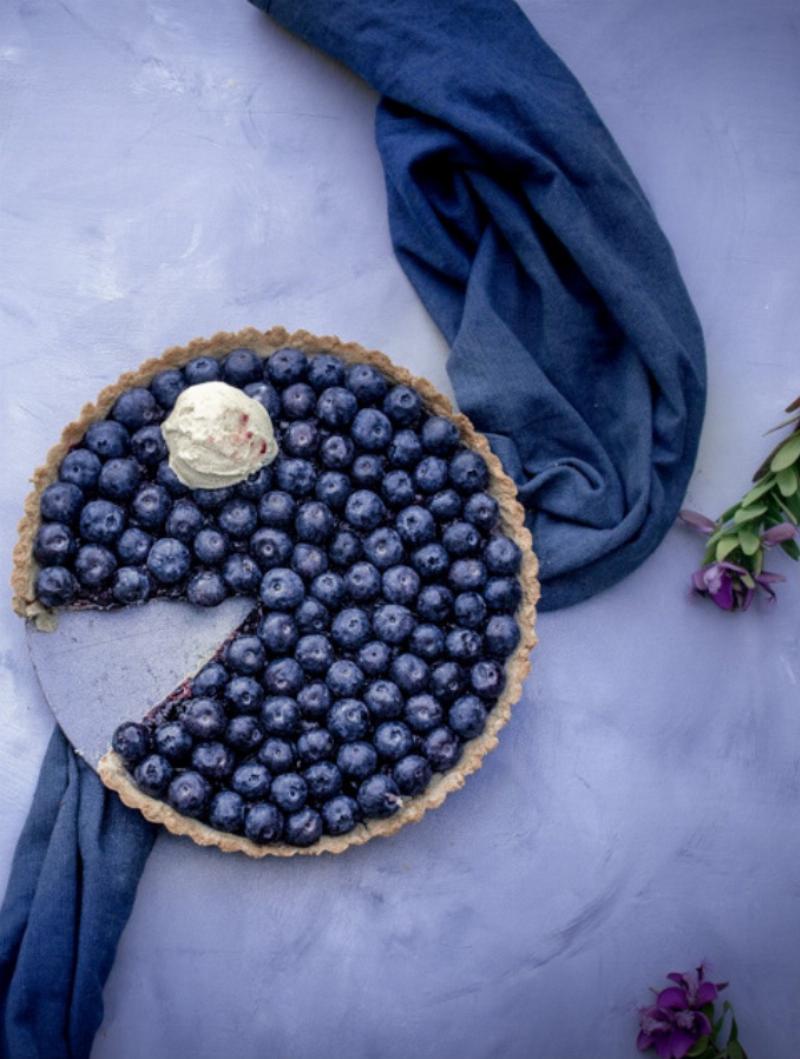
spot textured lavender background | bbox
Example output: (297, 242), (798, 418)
(2, 1), (800, 1056)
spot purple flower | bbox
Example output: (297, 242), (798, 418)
(691, 561), (785, 611)
(637, 965), (727, 1059)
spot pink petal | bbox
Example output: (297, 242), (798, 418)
(709, 580), (735, 610)
(637, 1030), (655, 1052)
(656, 986), (689, 1009)
(669, 1029), (700, 1059)
(762, 522), (797, 545)
(695, 981), (718, 1005)
(679, 510), (717, 534)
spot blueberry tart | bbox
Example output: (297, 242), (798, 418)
(12, 327), (539, 856)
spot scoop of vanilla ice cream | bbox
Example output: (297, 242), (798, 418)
(162, 381), (277, 489)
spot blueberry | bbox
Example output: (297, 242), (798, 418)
(270, 772), (307, 812)
(383, 385), (422, 426)
(192, 662), (229, 697)
(443, 521), (480, 556)
(380, 470), (414, 510)
(344, 562), (381, 602)
(310, 571), (345, 608)
(464, 491), (499, 531)
(328, 529), (362, 567)
(414, 456), (448, 495)
(259, 567), (305, 609)
(307, 353), (345, 391)
(337, 741), (377, 781)
(430, 662), (466, 703)
(231, 762), (272, 800)
(409, 623), (445, 660)
(79, 499), (125, 544)
(296, 727), (335, 766)
(182, 697), (226, 739)
(285, 807), (323, 847)
(428, 488), (462, 522)
(263, 658), (304, 697)
(304, 760), (342, 802)
(449, 558), (487, 592)
(345, 490), (385, 531)
(449, 695), (488, 739)
(328, 698), (370, 742)
(321, 794), (360, 835)
(424, 726), (463, 771)
(222, 553), (261, 594)
(374, 721), (413, 760)
(85, 420), (130, 459)
(297, 681), (331, 722)
(357, 640), (391, 676)
(112, 566), (151, 604)
(75, 544), (117, 587)
(396, 505), (436, 546)
(282, 382), (316, 420)
(391, 653), (429, 695)
(209, 790), (245, 834)
(237, 466), (273, 500)
(454, 591), (487, 629)
(295, 597), (330, 633)
(131, 484), (171, 530)
(111, 387), (159, 431)
(393, 754), (432, 796)
(261, 695), (300, 735)
(257, 738), (296, 775)
(363, 679), (403, 721)
(276, 457), (316, 497)
(225, 635), (265, 675)
(351, 408), (393, 452)
(226, 714), (265, 752)
(258, 612), (298, 654)
(363, 527), (404, 569)
(184, 356), (221, 385)
(244, 381), (281, 418)
(372, 603), (414, 645)
(130, 425), (167, 467)
(350, 454), (384, 488)
(193, 486), (234, 511)
(283, 419), (319, 458)
(411, 543), (449, 580)
(382, 565), (420, 606)
(449, 450), (489, 493)
(59, 448), (101, 490)
(250, 527), (293, 570)
(416, 584), (453, 622)
(357, 774), (401, 818)
(98, 458), (141, 502)
(150, 368), (185, 410)
(295, 633), (334, 675)
(388, 429), (423, 468)
(446, 628), (483, 662)
(112, 721), (150, 765)
(295, 501), (334, 543)
(421, 415), (460, 455)
(267, 347), (308, 386)
(116, 527), (152, 565)
(147, 538), (190, 584)
(320, 434), (354, 469)
(326, 659), (365, 698)
(485, 615), (520, 659)
(193, 527), (228, 565)
(331, 607), (371, 649)
(317, 386), (357, 429)
(167, 771), (210, 817)
(222, 347), (262, 386)
(40, 482), (84, 525)
(244, 802), (284, 843)
(470, 659), (505, 700)
(315, 471), (350, 511)
(226, 676), (268, 723)
(346, 363), (389, 403)
(156, 461), (189, 497)
(485, 535), (522, 575)
(187, 570), (227, 607)
(134, 754), (173, 797)
(164, 499), (203, 542)
(404, 693), (443, 733)
(218, 499), (258, 539)
(154, 720), (193, 762)
(34, 522), (75, 566)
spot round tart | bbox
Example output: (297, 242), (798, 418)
(12, 327), (539, 856)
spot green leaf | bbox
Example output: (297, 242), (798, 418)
(687, 1037), (711, 1057)
(727, 1041), (745, 1059)
(781, 537), (800, 561)
(738, 528), (760, 556)
(741, 477), (775, 505)
(770, 432), (800, 472)
(777, 466), (799, 497)
(716, 536), (740, 562)
(733, 504), (767, 525)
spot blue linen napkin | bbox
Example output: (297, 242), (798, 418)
(0, 728), (156, 1059)
(251, 0), (707, 610)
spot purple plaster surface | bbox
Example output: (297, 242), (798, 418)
(1, 1), (799, 1056)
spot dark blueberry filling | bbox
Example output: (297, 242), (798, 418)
(35, 347), (523, 848)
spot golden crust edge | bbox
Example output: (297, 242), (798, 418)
(16, 326), (539, 856)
